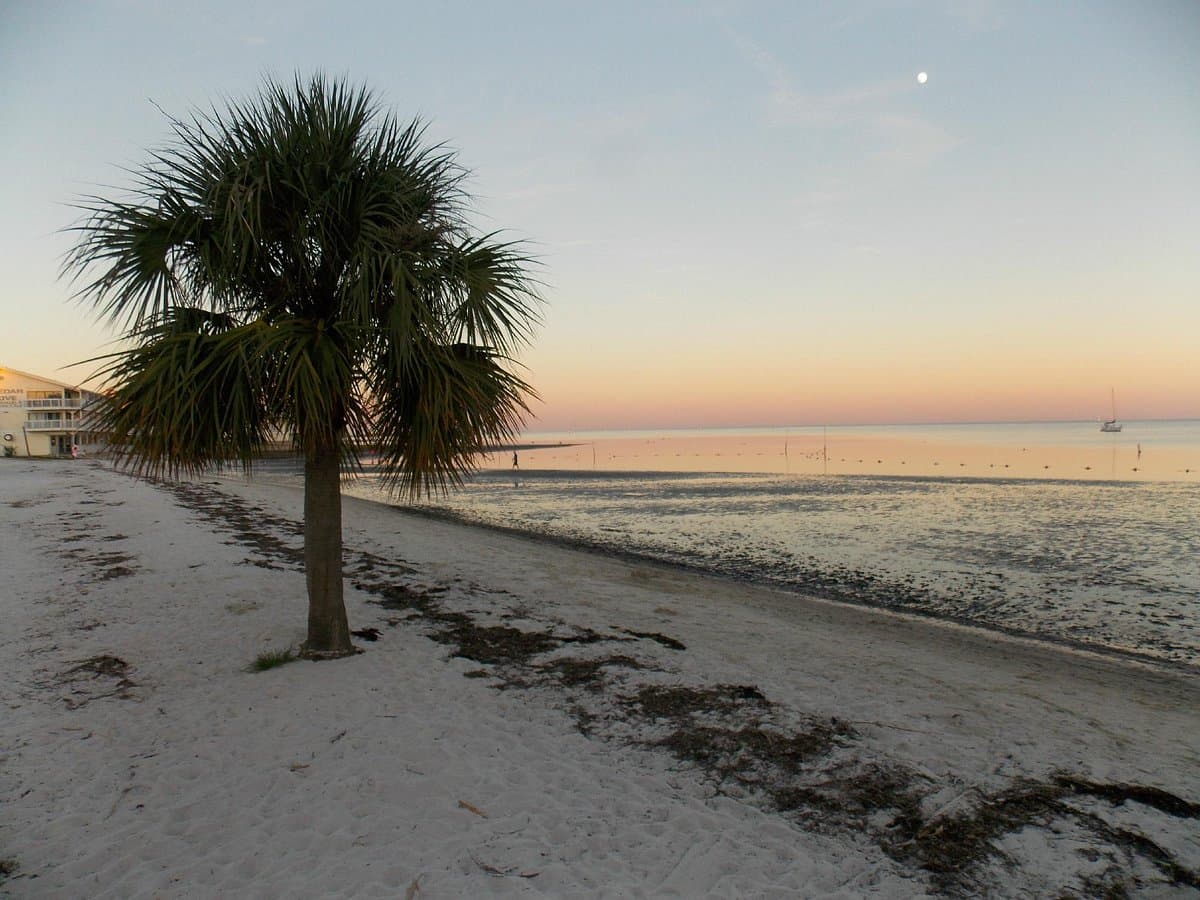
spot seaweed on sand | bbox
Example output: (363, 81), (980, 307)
(162, 482), (305, 568)
(772, 761), (924, 830)
(657, 722), (852, 785)
(622, 629), (686, 650)
(96, 565), (136, 581)
(1053, 776), (1200, 818)
(157, 476), (1200, 896)
(428, 614), (560, 666)
(627, 683), (768, 721)
(885, 776), (1200, 894)
(56, 655), (137, 707)
(62, 654), (132, 681)
(540, 655), (643, 690)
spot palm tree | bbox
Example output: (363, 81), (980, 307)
(65, 75), (540, 659)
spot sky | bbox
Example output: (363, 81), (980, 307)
(1, 1), (1197, 430)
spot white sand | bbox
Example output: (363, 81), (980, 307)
(2, 461), (1197, 898)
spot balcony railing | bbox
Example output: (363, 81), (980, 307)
(23, 398), (85, 409)
(24, 419), (86, 432)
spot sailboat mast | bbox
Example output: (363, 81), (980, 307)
(1100, 387), (1123, 432)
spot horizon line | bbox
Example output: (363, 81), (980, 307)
(523, 416), (1200, 434)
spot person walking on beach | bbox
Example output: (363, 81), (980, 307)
(512, 451), (519, 469)
(70, 444), (79, 460)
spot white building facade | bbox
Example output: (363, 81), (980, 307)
(0, 366), (103, 458)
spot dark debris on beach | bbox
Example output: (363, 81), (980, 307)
(159, 478), (1200, 898)
(53, 654), (137, 708)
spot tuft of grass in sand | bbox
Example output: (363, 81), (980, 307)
(0, 858), (16, 880)
(251, 648), (297, 672)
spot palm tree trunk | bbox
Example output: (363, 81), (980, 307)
(301, 443), (355, 658)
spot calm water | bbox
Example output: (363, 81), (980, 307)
(527, 419), (1200, 450)
(337, 422), (1200, 669)
(497, 420), (1200, 482)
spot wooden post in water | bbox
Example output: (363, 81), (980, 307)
(823, 426), (828, 476)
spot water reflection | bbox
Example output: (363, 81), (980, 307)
(474, 422), (1200, 483)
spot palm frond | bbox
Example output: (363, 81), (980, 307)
(88, 315), (275, 479)
(372, 342), (536, 498)
(67, 73), (541, 491)
(442, 235), (542, 356)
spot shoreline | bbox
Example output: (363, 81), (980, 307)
(201, 462), (1200, 683)
(353, 492), (1200, 679)
(3, 461), (1198, 896)
(476, 464), (1187, 486)
(329, 468), (1200, 676)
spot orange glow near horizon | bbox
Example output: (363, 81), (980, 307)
(4, 4), (1199, 442)
(528, 369), (1200, 431)
(524, 320), (1200, 431)
(474, 432), (1199, 484)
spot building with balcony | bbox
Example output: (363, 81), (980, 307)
(0, 366), (104, 458)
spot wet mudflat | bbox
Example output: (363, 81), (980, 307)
(353, 470), (1200, 669)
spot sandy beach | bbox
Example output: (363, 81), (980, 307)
(2, 461), (1198, 898)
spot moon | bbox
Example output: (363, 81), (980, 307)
(917, 71), (928, 84)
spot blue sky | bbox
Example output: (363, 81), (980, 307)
(1, 1), (1197, 427)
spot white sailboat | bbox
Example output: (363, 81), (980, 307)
(1100, 388), (1122, 433)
